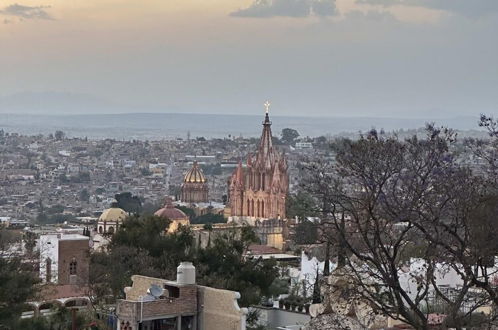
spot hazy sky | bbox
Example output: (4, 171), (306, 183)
(1, 0), (497, 117)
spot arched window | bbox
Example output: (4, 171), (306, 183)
(98, 226), (103, 234)
(69, 258), (77, 275)
(46, 258), (52, 282)
(262, 173), (265, 191)
(257, 200), (260, 217)
(251, 200), (254, 217)
(261, 201), (265, 217)
(108, 226), (115, 234)
(247, 199), (250, 216)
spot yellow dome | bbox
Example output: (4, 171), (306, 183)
(99, 207), (127, 222)
(184, 161), (207, 183)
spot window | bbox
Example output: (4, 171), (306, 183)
(164, 285), (180, 298)
(69, 258), (77, 275)
(46, 258), (52, 282)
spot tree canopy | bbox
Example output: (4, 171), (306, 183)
(90, 215), (279, 307)
(281, 128), (300, 145)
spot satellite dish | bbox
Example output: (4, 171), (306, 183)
(148, 284), (164, 298)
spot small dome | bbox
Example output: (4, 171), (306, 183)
(184, 161), (207, 183)
(154, 197), (188, 220)
(99, 206), (127, 222)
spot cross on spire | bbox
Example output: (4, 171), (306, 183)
(264, 101), (270, 114)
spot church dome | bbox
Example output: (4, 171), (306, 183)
(99, 205), (127, 223)
(155, 197), (188, 220)
(184, 161), (206, 183)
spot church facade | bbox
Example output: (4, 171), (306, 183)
(228, 110), (289, 220)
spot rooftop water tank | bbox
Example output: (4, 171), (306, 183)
(177, 261), (196, 285)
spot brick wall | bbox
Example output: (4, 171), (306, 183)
(58, 239), (90, 285)
(117, 275), (197, 322)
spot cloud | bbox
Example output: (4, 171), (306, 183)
(356, 0), (498, 17)
(230, 0), (337, 18)
(345, 9), (397, 21)
(0, 3), (53, 20)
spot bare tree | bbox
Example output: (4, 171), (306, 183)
(301, 126), (498, 329)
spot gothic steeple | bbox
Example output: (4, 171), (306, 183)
(258, 101), (274, 168)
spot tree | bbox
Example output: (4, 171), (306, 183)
(196, 227), (278, 306)
(302, 126), (498, 329)
(293, 220), (318, 245)
(286, 191), (318, 221)
(281, 128), (300, 145)
(176, 205), (196, 219)
(23, 231), (37, 258)
(90, 215), (278, 308)
(54, 130), (65, 141)
(115, 192), (142, 215)
(79, 188), (90, 202)
(0, 229), (39, 327)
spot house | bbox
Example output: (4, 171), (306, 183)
(116, 262), (247, 330)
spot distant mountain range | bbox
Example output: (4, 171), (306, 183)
(0, 91), (487, 139)
(0, 112), (486, 140)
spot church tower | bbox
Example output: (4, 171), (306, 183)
(181, 161), (209, 203)
(228, 102), (289, 220)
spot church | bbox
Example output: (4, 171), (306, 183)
(228, 105), (289, 221)
(181, 160), (209, 203)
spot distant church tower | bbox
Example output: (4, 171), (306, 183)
(181, 161), (209, 203)
(228, 102), (289, 220)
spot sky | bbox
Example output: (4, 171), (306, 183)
(0, 0), (497, 118)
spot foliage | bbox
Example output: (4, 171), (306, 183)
(286, 191), (318, 220)
(79, 188), (90, 202)
(197, 231), (278, 306)
(293, 220), (318, 245)
(90, 215), (278, 307)
(54, 130), (65, 140)
(190, 213), (226, 225)
(0, 229), (39, 327)
(281, 128), (300, 145)
(15, 307), (95, 330)
(91, 245), (160, 302)
(114, 192), (142, 215)
(176, 205), (196, 219)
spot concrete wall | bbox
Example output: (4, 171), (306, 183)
(39, 234), (59, 284)
(252, 307), (310, 330)
(198, 286), (247, 330)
